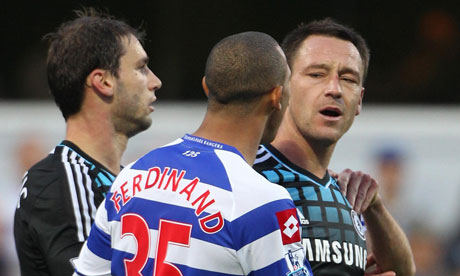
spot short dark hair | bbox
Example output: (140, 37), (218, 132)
(205, 31), (287, 108)
(282, 18), (370, 82)
(45, 8), (145, 120)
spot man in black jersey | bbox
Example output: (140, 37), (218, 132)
(14, 8), (162, 276)
(254, 19), (415, 276)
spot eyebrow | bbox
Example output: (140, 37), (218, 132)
(137, 56), (150, 66)
(304, 63), (330, 71)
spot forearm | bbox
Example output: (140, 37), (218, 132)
(363, 197), (416, 276)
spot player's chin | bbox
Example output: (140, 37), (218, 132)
(128, 117), (152, 137)
(140, 116), (153, 130)
(313, 128), (342, 144)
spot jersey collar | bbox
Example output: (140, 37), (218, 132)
(182, 134), (245, 160)
(262, 143), (333, 187)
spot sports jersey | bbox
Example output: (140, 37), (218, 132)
(254, 144), (367, 276)
(73, 134), (312, 276)
(14, 140), (117, 276)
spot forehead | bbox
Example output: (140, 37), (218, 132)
(292, 35), (363, 74)
(120, 35), (147, 62)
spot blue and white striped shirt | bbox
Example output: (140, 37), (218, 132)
(73, 134), (312, 276)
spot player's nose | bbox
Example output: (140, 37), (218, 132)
(148, 69), (162, 91)
(324, 74), (342, 99)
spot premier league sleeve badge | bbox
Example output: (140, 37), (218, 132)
(285, 248), (311, 276)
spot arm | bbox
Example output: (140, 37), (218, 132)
(72, 203), (112, 276)
(365, 254), (396, 276)
(37, 210), (85, 275)
(24, 178), (88, 276)
(235, 197), (312, 276)
(337, 169), (416, 276)
(15, 203), (81, 276)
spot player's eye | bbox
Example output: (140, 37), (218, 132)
(139, 64), (149, 72)
(341, 77), (358, 84)
(307, 72), (324, 78)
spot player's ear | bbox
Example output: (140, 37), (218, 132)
(269, 85), (283, 111)
(202, 76), (210, 98)
(86, 69), (114, 97)
(355, 87), (364, 116)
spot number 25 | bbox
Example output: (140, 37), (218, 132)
(121, 214), (192, 276)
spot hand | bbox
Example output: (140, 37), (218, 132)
(335, 169), (381, 214)
(365, 254), (396, 276)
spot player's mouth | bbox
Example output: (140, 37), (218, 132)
(319, 106), (342, 120)
(149, 102), (155, 112)
(149, 97), (157, 112)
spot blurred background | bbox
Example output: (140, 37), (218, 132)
(1, 0), (459, 275)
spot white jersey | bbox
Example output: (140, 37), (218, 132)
(73, 134), (312, 276)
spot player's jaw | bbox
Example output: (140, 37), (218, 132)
(111, 85), (155, 138)
(135, 92), (156, 130)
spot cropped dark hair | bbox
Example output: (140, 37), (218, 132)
(205, 31), (287, 107)
(45, 8), (145, 120)
(282, 18), (370, 82)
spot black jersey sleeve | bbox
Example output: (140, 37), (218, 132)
(15, 172), (87, 275)
(14, 149), (99, 276)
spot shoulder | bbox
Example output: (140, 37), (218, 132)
(24, 153), (64, 193)
(108, 141), (183, 192)
(214, 149), (292, 212)
(253, 144), (281, 172)
(128, 138), (184, 171)
(16, 155), (72, 220)
(20, 144), (96, 210)
(215, 148), (288, 192)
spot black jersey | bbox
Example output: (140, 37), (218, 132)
(254, 144), (367, 276)
(14, 140), (117, 276)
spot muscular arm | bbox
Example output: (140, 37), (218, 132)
(363, 195), (415, 276)
(338, 169), (416, 276)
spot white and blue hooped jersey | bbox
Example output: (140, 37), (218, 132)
(73, 134), (312, 276)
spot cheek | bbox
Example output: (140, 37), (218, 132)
(127, 72), (146, 86)
(291, 93), (312, 118)
(290, 101), (309, 124)
(352, 95), (362, 111)
(346, 90), (362, 108)
(289, 86), (305, 107)
(128, 78), (148, 96)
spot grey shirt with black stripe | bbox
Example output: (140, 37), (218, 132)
(14, 140), (116, 276)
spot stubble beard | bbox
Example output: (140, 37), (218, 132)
(113, 85), (152, 138)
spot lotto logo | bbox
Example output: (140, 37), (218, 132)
(276, 208), (301, 245)
(283, 216), (299, 238)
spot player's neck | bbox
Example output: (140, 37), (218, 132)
(65, 112), (126, 174)
(271, 118), (335, 178)
(193, 111), (265, 166)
